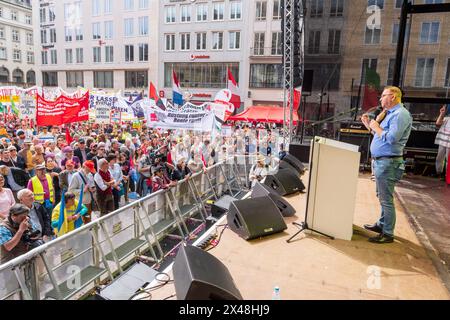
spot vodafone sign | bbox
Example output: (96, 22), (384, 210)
(189, 54), (210, 61)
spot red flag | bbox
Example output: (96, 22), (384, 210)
(65, 127), (73, 145)
(227, 69), (241, 113)
(149, 82), (160, 101)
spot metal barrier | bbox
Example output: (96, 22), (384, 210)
(0, 156), (256, 300)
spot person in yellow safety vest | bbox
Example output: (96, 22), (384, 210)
(27, 164), (55, 213)
(51, 191), (87, 237)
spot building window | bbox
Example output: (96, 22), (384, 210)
(105, 46), (114, 63)
(365, 26), (381, 44)
(40, 8), (46, 23)
(41, 30), (48, 44)
(27, 52), (34, 64)
(310, 0), (324, 18)
(41, 51), (48, 65)
(76, 48), (83, 63)
(424, 0), (443, 3)
(271, 32), (282, 55)
(124, 18), (134, 37)
(125, 45), (134, 62)
(387, 58), (395, 85)
(125, 70), (148, 88)
(308, 31), (321, 54)
(11, 11), (17, 21)
(249, 64), (283, 88)
(49, 7), (55, 22)
(50, 29), (56, 43)
(0, 27), (4, 39)
(328, 29), (341, 54)
(12, 30), (20, 42)
(213, 2), (224, 21)
(43, 72), (58, 86)
(75, 25), (83, 41)
(229, 31), (240, 50)
(165, 6), (176, 23)
(12, 69), (24, 83)
(139, 0), (149, 10)
(164, 62), (239, 88)
(273, 0), (281, 20)
(50, 50), (57, 64)
(368, 0), (384, 9)
(27, 71), (36, 84)
(196, 4), (208, 22)
(196, 32), (207, 51)
(253, 32), (265, 55)
(230, 1), (242, 20)
(94, 71), (114, 88)
(124, 0), (134, 11)
(392, 23), (410, 44)
(445, 58), (450, 88)
(66, 71), (84, 87)
(138, 17), (148, 36)
(92, 0), (101, 16)
(415, 58), (434, 87)
(66, 49), (73, 64)
(105, 0), (113, 14)
(180, 33), (191, 51)
(65, 27), (72, 42)
(0, 47), (7, 60)
(93, 47), (101, 63)
(139, 43), (148, 61)
(104, 21), (113, 39)
(212, 32), (223, 50)
(395, 0), (402, 8)
(92, 23), (101, 40)
(256, 1), (267, 21)
(13, 50), (21, 62)
(165, 34), (175, 51)
(26, 14), (32, 24)
(361, 58), (378, 83)
(330, 0), (344, 17)
(420, 22), (439, 44)
(180, 5), (191, 22)
(26, 33), (33, 45)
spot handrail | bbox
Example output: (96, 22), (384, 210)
(0, 156), (255, 300)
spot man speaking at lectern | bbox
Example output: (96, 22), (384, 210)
(361, 86), (412, 244)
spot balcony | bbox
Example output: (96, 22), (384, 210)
(249, 47), (283, 58)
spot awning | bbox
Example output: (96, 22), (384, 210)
(228, 105), (300, 124)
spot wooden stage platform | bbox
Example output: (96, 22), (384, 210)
(146, 174), (450, 300)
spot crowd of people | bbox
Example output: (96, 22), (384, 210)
(0, 117), (284, 263)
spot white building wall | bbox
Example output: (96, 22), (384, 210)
(0, 0), (35, 86)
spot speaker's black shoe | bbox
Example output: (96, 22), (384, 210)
(368, 233), (394, 244)
(364, 223), (383, 233)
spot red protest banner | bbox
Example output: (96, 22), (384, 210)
(36, 91), (89, 126)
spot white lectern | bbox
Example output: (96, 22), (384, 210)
(287, 136), (360, 242)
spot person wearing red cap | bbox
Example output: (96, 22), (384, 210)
(69, 160), (96, 224)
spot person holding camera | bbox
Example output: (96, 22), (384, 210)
(249, 154), (269, 188)
(0, 204), (43, 264)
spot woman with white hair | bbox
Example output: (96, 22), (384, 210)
(93, 158), (115, 216)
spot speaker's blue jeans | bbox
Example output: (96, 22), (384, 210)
(373, 158), (405, 237)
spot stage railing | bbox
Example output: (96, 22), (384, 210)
(0, 156), (256, 300)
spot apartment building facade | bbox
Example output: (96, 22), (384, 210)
(0, 0), (35, 86)
(33, 0), (159, 93)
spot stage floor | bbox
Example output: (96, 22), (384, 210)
(146, 174), (450, 300)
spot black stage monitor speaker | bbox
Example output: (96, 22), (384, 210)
(173, 245), (243, 300)
(279, 160), (302, 178)
(211, 195), (238, 218)
(283, 153), (305, 175)
(264, 168), (305, 196)
(251, 181), (296, 217)
(289, 144), (311, 164)
(227, 196), (287, 240)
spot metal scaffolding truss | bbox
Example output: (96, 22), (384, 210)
(283, 0), (305, 144)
